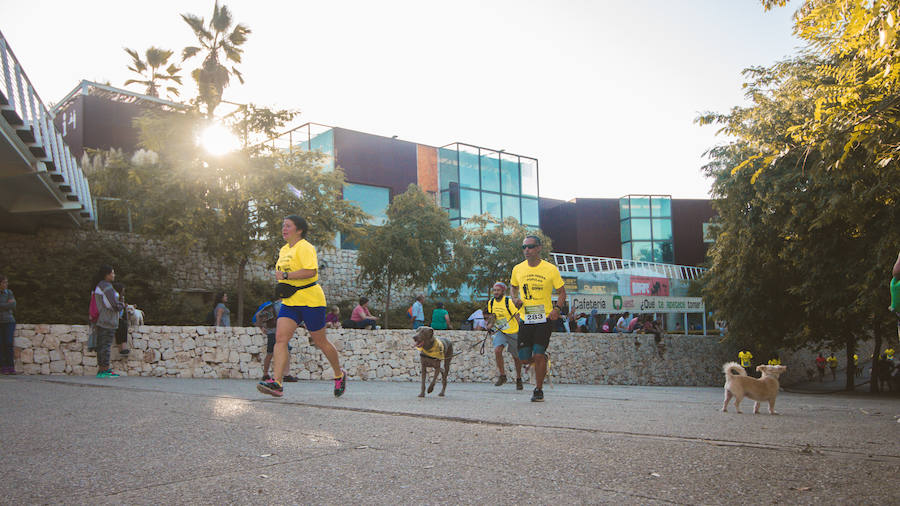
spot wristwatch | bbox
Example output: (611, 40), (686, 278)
(282, 271), (289, 280)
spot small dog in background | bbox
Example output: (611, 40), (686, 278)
(722, 362), (787, 415)
(412, 326), (453, 397)
(126, 305), (144, 327)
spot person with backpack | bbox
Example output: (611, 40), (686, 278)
(91, 265), (125, 378)
(484, 282), (524, 390)
(410, 295), (425, 330)
(252, 297), (297, 383)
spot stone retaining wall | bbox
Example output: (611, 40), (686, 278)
(11, 324), (743, 386)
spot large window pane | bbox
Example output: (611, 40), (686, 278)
(631, 218), (652, 240)
(309, 125), (334, 172)
(482, 192), (501, 217)
(651, 196), (671, 217)
(502, 194), (520, 222)
(632, 241), (654, 262)
(619, 197), (630, 220)
(522, 197), (539, 226)
(460, 188), (481, 218)
(655, 240), (674, 263)
(520, 157), (538, 197)
(630, 197), (651, 217)
(459, 145), (480, 189)
(343, 183), (390, 225)
(620, 219), (631, 242)
(440, 190), (460, 218)
(622, 242), (632, 260)
(500, 154), (520, 194)
(652, 218), (672, 240)
(480, 150), (500, 192)
(438, 146), (459, 190)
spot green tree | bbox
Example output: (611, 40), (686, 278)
(123, 47), (182, 99)
(699, 52), (900, 391)
(441, 214), (553, 300)
(181, 1), (250, 117)
(89, 110), (366, 326)
(356, 185), (454, 328)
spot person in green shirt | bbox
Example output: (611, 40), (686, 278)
(430, 302), (451, 330)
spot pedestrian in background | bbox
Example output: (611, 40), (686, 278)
(112, 282), (130, 356)
(410, 295), (425, 329)
(0, 275), (18, 375)
(430, 302), (451, 330)
(213, 292), (231, 327)
(92, 265), (125, 378)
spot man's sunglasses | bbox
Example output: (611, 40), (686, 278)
(521, 244), (539, 250)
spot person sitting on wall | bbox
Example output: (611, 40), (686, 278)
(430, 302), (451, 330)
(601, 315), (615, 333)
(347, 297), (378, 329)
(325, 305), (342, 329)
(616, 312), (630, 333)
(626, 314), (642, 333)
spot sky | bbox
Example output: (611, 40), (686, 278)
(0, 0), (802, 201)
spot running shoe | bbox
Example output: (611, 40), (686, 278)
(516, 377), (524, 390)
(257, 379), (283, 397)
(262, 374), (271, 381)
(106, 370), (120, 377)
(531, 388), (544, 402)
(333, 369), (347, 397)
(494, 375), (507, 386)
(96, 371), (109, 378)
(283, 375), (299, 382)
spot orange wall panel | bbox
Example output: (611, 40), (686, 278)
(416, 144), (439, 194)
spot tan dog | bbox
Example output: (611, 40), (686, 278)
(722, 362), (787, 415)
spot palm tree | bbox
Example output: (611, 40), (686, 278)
(181, 2), (251, 117)
(123, 47), (182, 99)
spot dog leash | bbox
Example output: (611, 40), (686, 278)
(445, 331), (492, 358)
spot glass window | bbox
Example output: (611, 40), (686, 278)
(459, 145), (480, 189)
(500, 154), (520, 194)
(621, 242), (632, 260)
(438, 146), (459, 191)
(632, 241), (654, 262)
(480, 150), (500, 192)
(655, 241), (674, 263)
(520, 157), (538, 197)
(620, 219), (631, 242)
(460, 188), (481, 218)
(630, 197), (651, 217)
(309, 126), (334, 172)
(482, 192), (501, 217)
(631, 218), (652, 240)
(619, 197), (630, 220)
(440, 190), (460, 219)
(502, 194), (520, 222)
(652, 218), (672, 240)
(651, 196), (671, 217)
(521, 197), (539, 226)
(450, 219), (461, 228)
(343, 183), (390, 225)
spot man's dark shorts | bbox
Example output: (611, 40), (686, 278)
(518, 321), (553, 361)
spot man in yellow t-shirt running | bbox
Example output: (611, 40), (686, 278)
(485, 282), (523, 390)
(510, 235), (566, 403)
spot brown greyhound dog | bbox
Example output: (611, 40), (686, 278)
(412, 326), (453, 397)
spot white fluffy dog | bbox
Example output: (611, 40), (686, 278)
(722, 362), (787, 415)
(126, 304), (144, 326)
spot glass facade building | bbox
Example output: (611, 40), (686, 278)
(268, 122), (335, 172)
(619, 195), (673, 263)
(438, 143), (539, 228)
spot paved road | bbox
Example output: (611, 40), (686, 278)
(2, 375), (898, 505)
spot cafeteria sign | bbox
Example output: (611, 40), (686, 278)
(569, 295), (705, 314)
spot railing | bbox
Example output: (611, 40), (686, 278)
(551, 252), (706, 281)
(0, 29), (94, 222)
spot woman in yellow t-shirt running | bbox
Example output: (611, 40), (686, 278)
(257, 215), (346, 398)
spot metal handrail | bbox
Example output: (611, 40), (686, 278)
(551, 252), (706, 280)
(0, 29), (93, 222)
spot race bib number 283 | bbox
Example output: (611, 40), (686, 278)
(523, 304), (546, 324)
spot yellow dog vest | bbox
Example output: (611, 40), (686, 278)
(417, 339), (445, 360)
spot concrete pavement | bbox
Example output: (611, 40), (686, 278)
(1, 375), (898, 504)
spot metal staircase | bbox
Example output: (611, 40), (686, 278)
(0, 29), (94, 232)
